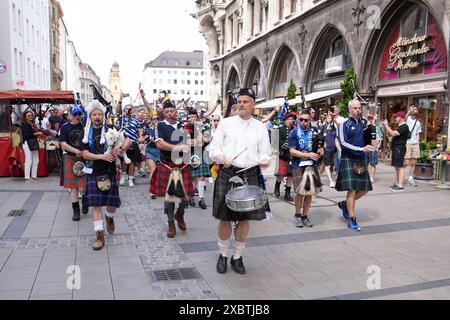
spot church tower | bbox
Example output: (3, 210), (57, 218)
(109, 61), (122, 105)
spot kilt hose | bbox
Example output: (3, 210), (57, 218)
(274, 157), (292, 177)
(82, 174), (121, 208)
(190, 161), (211, 178)
(150, 160), (195, 199)
(212, 165), (267, 222)
(62, 154), (86, 190)
(336, 156), (373, 192)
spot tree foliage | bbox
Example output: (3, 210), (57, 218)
(339, 66), (359, 118)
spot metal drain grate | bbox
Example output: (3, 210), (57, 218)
(149, 267), (202, 282)
(7, 209), (26, 217)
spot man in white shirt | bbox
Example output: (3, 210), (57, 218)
(404, 105), (422, 187)
(208, 88), (271, 275)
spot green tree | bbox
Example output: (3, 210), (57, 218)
(287, 79), (297, 112)
(339, 66), (359, 118)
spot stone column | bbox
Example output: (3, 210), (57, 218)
(254, 0), (261, 35)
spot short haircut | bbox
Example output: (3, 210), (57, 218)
(300, 109), (311, 116)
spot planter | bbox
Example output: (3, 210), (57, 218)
(414, 162), (434, 180)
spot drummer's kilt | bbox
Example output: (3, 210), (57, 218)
(62, 154), (86, 190)
(274, 156), (292, 177)
(82, 174), (121, 208)
(150, 160), (195, 199)
(213, 165), (267, 222)
(190, 161), (211, 178)
(336, 156), (373, 192)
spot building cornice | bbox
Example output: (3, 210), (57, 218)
(207, 0), (340, 64)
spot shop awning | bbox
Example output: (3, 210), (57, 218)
(288, 96), (304, 105)
(255, 97), (286, 109)
(0, 89), (75, 104)
(304, 89), (342, 102)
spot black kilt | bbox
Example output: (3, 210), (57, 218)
(126, 142), (142, 164)
(212, 165), (267, 222)
(336, 156), (373, 192)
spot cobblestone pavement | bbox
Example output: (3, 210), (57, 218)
(0, 159), (450, 300)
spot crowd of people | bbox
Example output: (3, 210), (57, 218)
(15, 88), (423, 275)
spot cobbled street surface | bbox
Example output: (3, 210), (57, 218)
(0, 158), (450, 300)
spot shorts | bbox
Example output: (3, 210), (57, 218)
(391, 147), (406, 168)
(126, 142), (142, 164)
(405, 144), (420, 159)
(367, 151), (378, 167)
(323, 151), (335, 167)
(145, 148), (160, 162)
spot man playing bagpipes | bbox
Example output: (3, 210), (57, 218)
(59, 106), (88, 221)
(288, 109), (324, 229)
(150, 100), (195, 238)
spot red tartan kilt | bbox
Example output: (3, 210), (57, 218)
(63, 155), (86, 189)
(275, 157), (292, 177)
(150, 160), (194, 199)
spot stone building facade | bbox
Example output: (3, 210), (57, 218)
(196, 0), (450, 144)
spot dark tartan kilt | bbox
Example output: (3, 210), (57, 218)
(213, 165), (267, 222)
(83, 174), (121, 208)
(274, 157), (292, 177)
(62, 155), (86, 190)
(190, 161), (211, 178)
(150, 160), (194, 199)
(292, 165), (322, 192)
(336, 156), (373, 192)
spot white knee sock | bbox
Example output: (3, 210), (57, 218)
(233, 241), (246, 259)
(93, 220), (104, 232)
(198, 181), (206, 199)
(105, 210), (115, 218)
(218, 239), (230, 257)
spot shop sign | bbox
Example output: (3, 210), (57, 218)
(313, 79), (343, 91)
(388, 33), (433, 71)
(377, 80), (445, 97)
(0, 60), (7, 74)
(325, 55), (344, 74)
(15, 80), (24, 87)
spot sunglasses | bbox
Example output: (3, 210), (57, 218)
(73, 112), (83, 117)
(213, 119), (220, 122)
(300, 118), (310, 123)
(151, 118), (158, 120)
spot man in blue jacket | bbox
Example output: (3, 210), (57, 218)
(336, 100), (375, 231)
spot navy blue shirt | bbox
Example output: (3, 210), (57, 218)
(337, 117), (365, 159)
(59, 122), (84, 156)
(154, 120), (189, 162)
(288, 126), (317, 168)
(144, 126), (157, 150)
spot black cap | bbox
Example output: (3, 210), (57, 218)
(282, 113), (295, 121)
(163, 100), (175, 109)
(188, 108), (198, 116)
(238, 88), (256, 101)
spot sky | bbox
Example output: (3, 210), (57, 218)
(59, 0), (208, 96)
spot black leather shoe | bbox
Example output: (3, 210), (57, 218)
(284, 190), (294, 202)
(216, 254), (227, 274)
(189, 199), (196, 207)
(230, 256), (246, 274)
(199, 198), (207, 210)
(82, 205), (89, 215)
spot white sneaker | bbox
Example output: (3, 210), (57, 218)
(370, 176), (375, 183)
(119, 174), (127, 186)
(329, 181), (336, 188)
(128, 177), (135, 188)
(408, 177), (417, 187)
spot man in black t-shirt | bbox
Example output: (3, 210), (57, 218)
(383, 111), (409, 192)
(59, 106), (87, 221)
(150, 100), (194, 238)
(80, 100), (131, 251)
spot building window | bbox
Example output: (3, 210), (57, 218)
(14, 48), (18, 75)
(175, 61), (179, 66)
(201, 80), (204, 85)
(194, 91), (198, 95)
(18, 10), (22, 35)
(200, 90), (204, 95)
(279, 0), (284, 20)
(174, 79), (177, 84)
(153, 70), (157, 74)
(181, 90), (185, 94)
(153, 89), (157, 94)
(159, 79), (163, 84)
(12, 4), (17, 31)
(181, 71), (185, 75)
(174, 71), (177, 75)
(26, 19), (29, 42)
(187, 71), (191, 76)
(168, 79), (171, 84)
(197, 62), (201, 67)
(168, 70), (172, 75)
(195, 80), (198, 85)
(173, 90), (177, 95)
(187, 90), (190, 95)
(159, 70), (163, 74)
(52, 6), (56, 19)
(153, 79), (157, 84)
(181, 80), (185, 85)
(187, 80), (191, 85)
(27, 58), (30, 80)
(201, 71), (204, 76)
(195, 72), (198, 76)
(291, 0), (297, 14)
(186, 61), (190, 66)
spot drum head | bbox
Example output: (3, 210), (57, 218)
(227, 185), (263, 201)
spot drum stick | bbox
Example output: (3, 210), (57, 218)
(235, 165), (257, 174)
(232, 148), (247, 161)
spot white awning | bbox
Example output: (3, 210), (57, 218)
(304, 89), (342, 102)
(288, 96), (304, 105)
(255, 97), (285, 109)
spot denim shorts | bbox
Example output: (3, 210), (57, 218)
(367, 151), (378, 167)
(145, 148), (160, 162)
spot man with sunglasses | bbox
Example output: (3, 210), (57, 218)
(288, 110), (324, 229)
(59, 106), (88, 221)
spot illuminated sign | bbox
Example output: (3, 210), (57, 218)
(388, 33), (433, 71)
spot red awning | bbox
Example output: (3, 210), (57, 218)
(0, 89), (75, 104)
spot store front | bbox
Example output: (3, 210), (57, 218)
(372, 5), (448, 146)
(304, 27), (353, 112)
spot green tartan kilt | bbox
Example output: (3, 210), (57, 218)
(336, 156), (373, 192)
(189, 161), (211, 178)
